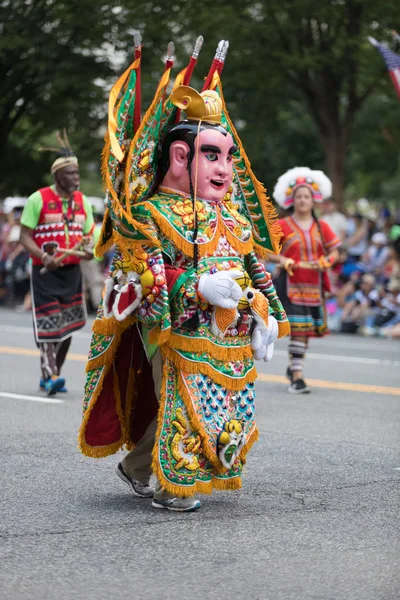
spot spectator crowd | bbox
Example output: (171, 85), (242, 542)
(0, 196), (113, 314)
(320, 198), (400, 340)
(1, 195), (400, 340)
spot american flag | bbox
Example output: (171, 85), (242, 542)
(368, 36), (400, 100)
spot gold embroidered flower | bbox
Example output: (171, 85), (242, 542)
(171, 198), (207, 226)
(223, 201), (249, 227)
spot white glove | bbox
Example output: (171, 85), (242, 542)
(251, 315), (279, 362)
(198, 270), (243, 309)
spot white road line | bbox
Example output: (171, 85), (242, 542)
(324, 339), (397, 352)
(0, 325), (92, 339)
(273, 350), (400, 367)
(0, 326), (398, 365)
(278, 339), (396, 353)
(0, 392), (64, 404)
(0, 325), (33, 334)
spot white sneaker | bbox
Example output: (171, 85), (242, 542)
(116, 463), (154, 498)
(152, 497), (201, 512)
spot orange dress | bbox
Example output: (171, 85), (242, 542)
(273, 216), (341, 337)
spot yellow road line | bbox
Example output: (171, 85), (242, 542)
(1, 345), (399, 396)
(257, 373), (400, 396)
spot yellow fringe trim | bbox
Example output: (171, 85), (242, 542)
(167, 332), (252, 361)
(211, 475), (242, 491)
(78, 363), (125, 458)
(94, 208), (116, 258)
(148, 326), (171, 347)
(100, 132), (112, 190)
(113, 368), (127, 441)
(278, 320), (291, 338)
(151, 361), (213, 497)
(100, 133), (124, 220)
(112, 233), (158, 267)
(162, 345), (257, 392)
(101, 142), (162, 251)
(177, 374), (225, 473)
(216, 76), (282, 256)
(78, 351), (136, 458)
(116, 215), (161, 248)
(124, 69), (171, 204)
(86, 337), (117, 372)
(254, 242), (270, 260)
(179, 372), (259, 473)
(240, 426), (259, 465)
(152, 361), (257, 498)
(145, 201), (255, 259)
(108, 57), (141, 163)
(145, 203), (214, 258)
(87, 318), (135, 371)
(223, 219), (255, 256)
(91, 315), (136, 336)
(123, 365), (136, 451)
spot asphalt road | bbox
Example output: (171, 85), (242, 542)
(0, 307), (399, 600)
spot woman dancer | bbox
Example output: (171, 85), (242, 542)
(269, 167), (341, 393)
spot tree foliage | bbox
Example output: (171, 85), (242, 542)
(1, 0), (400, 206)
(0, 0), (126, 195)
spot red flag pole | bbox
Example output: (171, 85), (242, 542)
(183, 35), (204, 85)
(216, 40), (229, 76)
(133, 33), (142, 133)
(162, 41), (175, 105)
(165, 41), (175, 70)
(175, 36), (204, 122)
(202, 40), (224, 91)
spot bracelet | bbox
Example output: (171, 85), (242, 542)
(283, 258), (295, 274)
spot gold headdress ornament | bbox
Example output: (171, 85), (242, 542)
(97, 36), (282, 264)
(170, 86), (223, 124)
(40, 129), (78, 175)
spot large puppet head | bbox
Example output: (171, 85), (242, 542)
(99, 43), (283, 260)
(160, 86), (237, 203)
(160, 121), (236, 203)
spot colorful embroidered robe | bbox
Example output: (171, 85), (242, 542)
(79, 189), (289, 496)
(278, 216), (341, 306)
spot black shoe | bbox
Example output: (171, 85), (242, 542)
(286, 366), (293, 382)
(288, 379), (310, 394)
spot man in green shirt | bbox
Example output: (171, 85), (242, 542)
(20, 145), (94, 395)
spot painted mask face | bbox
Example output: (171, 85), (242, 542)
(193, 128), (236, 202)
(162, 127), (236, 203)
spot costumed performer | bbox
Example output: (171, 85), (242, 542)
(20, 133), (94, 395)
(269, 167), (341, 394)
(78, 37), (290, 512)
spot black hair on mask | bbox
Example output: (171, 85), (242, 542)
(159, 120), (227, 183)
(158, 119), (227, 274)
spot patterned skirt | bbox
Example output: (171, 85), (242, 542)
(31, 265), (86, 343)
(152, 356), (258, 496)
(273, 270), (328, 338)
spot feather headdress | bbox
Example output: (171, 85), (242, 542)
(40, 129), (78, 174)
(273, 167), (332, 209)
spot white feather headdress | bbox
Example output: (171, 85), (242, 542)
(273, 166), (332, 209)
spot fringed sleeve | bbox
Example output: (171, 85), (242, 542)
(245, 252), (291, 338)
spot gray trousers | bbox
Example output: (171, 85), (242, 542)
(120, 351), (174, 500)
